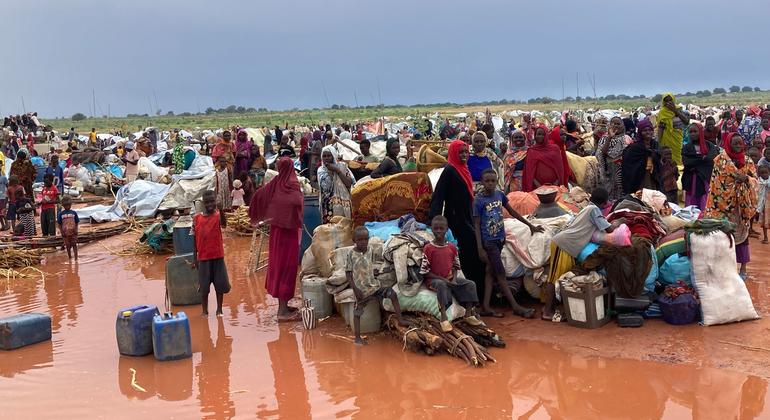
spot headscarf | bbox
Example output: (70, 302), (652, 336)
(635, 118), (654, 143)
(658, 92), (684, 165)
(317, 145), (340, 193)
(521, 126), (567, 191)
(689, 123), (707, 155)
(722, 132), (746, 168)
(447, 140), (474, 197)
(547, 125), (574, 183)
(249, 157), (303, 229)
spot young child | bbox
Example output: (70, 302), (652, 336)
(757, 165), (770, 244)
(346, 226), (407, 344)
(748, 146), (761, 165)
(58, 196), (80, 260)
(191, 190), (231, 317)
(473, 169), (543, 318)
(231, 179), (245, 209)
(39, 173), (59, 237)
(659, 146), (680, 205)
(0, 170), (7, 231)
(15, 195), (36, 237)
(421, 215), (484, 332)
(6, 175), (23, 230)
(757, 147), (770, 169)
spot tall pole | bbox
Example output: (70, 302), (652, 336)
(561, 76), (565, 101)
(576, 73), (579, 101)
(21, 96), (26, 113)
(353, 90), (359, 108)
(92, 89), (96, 118)
(153, 89), (160, 114)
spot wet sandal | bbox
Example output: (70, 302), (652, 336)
(480, 311), (505, 318)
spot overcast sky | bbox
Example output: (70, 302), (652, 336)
(4, 0), (769, 118)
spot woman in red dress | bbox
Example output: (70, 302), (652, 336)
(249, 157), (305, 321)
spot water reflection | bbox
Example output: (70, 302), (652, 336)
(196, 316), (235, 419)
(257, 325), (311, 418)
(0, 340), (53, 378)
(44, 262), (82, 331)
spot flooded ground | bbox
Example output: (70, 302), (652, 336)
(3, 233), (770, 419)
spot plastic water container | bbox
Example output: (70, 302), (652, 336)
(342, 301), (382, 334)
(116, 305), (159, 356)
(172, 215), (194, 255)
(301, 195), (321, 259)
(301, 277), (333, 318)
(0, 313), (52, 350)
(152, 312), (192, 361)
(166, 253), (201, 305)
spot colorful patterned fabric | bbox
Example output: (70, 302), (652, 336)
(704, 150), (758, 227)
(351, 172), (432, 227)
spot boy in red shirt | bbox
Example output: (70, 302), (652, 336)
(420, 215), (484, 332)
(39, 173), (59, 236)
(191, 190), (231, 316)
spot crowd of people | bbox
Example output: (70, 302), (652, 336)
(4, 97), (770, 330)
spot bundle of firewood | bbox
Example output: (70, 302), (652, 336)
(386, 312), (505, 367)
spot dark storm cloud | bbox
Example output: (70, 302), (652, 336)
(3, 0), (768, 117)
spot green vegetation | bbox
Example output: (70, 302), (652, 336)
(43, 91), (770, 134)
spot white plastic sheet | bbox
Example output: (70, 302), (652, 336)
(76, 180), (170, 222)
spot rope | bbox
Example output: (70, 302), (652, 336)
(402, 328), (420, 351)
(449, 334), (473, 355)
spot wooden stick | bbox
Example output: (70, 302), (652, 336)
(718, 340), (770, 353)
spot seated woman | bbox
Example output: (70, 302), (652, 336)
(370, 138), (402, 178)
(520, 126), (567, 192)
(621, 118), (662, 195)
(317, 146), (356, 223)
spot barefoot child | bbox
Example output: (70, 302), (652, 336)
(58, 196), (80, 260)
(231, 179), (245, 209)
(421, 215), (484, 332)
(757, 165), (770, 244)
(660, 146), (680, 205)
(346, 226), (406, 344)
(474, 169), (543, 318)
(191, 190), (231, 317)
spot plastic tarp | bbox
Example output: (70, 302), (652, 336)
(158, 171), (216, 211)
(75, 180), (170, 222)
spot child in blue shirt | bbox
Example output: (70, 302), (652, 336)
(473, 168), (543, 318)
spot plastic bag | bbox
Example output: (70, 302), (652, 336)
(659, 254), (691, 286)
(689, 231), (759, 326)
(382, 284), (466, 321)
(658, 293), (700, 325)
(590, 223), (631, 247)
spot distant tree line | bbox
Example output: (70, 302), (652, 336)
(67, 86), (765, 121)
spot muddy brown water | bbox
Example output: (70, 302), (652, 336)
(2, 234), (770, 419)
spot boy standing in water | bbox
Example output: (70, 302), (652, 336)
(421, 215), (484, 332)
(191, 190), (231, 317)
(346, 226), (407, 344)
(58, 196), (80, 260)
(474, 168), (542, 319)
